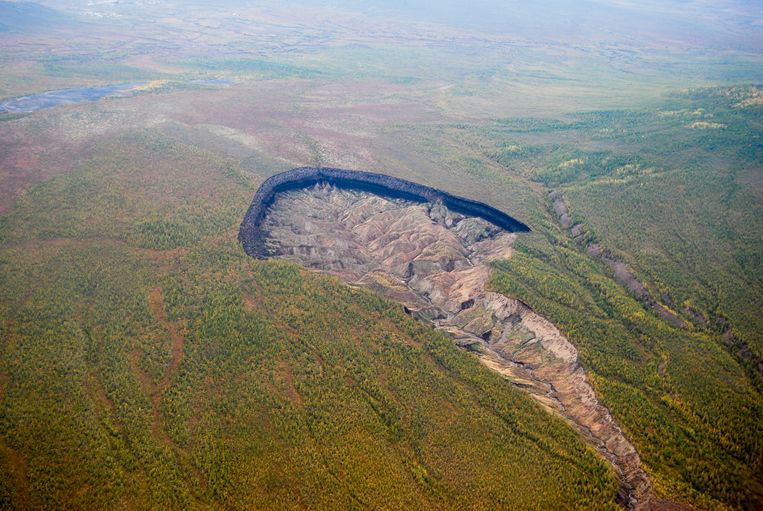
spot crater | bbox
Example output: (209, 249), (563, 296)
(239, 168), (654, 510)
(238, 167), (529, 259)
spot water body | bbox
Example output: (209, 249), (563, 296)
(0, 79), (232, 114)
(0, 83), (142, 114)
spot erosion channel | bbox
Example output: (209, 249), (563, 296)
(239, 168), (654, 510)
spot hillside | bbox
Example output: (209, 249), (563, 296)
(0, 135), (619, 509)
(0, 1), (761, 509)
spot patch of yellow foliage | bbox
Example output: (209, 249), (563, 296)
(734, 87), (763, 108)
(686, 121), (726, 130)
(558, 157), (585, 169)
(131, 80), (169, 92)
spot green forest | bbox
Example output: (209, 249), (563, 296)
(0, 4), (762, 504)
(0, 132), (620, 509)
(483, 87), (763, 509)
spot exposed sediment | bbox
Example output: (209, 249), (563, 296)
(239, 167), (530, 259)
(241, 178), (655, 509)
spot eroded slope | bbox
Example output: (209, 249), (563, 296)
(260, 183), (654, 509)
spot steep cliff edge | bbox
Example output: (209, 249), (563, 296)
(244, 179), (656, 509)
(239, 167), (530, 259)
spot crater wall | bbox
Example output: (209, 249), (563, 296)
(238, 167), (530, 258)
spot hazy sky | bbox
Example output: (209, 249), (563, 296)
(297, 0), (763, 49)
(27, 0), (763, 50)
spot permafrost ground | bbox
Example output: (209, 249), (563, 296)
(248, 181), (655, 509)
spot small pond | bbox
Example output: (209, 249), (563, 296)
(0, 83), (142, 114)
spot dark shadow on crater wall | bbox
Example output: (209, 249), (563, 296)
(239, 167), (530, 259)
